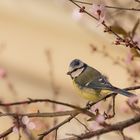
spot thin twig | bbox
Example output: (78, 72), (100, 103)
(124, 85), (140, 91)
(55, 128), (58, 140)
(18, 129), (21, 140)
(0, 85), (138, 107)
(0, 85), (139, 139)
(73, 0), (140, 11)
(120, 131), (126, 140)
(0, 110), (79, 118)
(90, 44), (126, 69)
(112, 94), (116, 117)
(36, 84), (140, 139)
(0, 109), (95, 119)
(104, 93), (117, 119)
(74, 117), (90, 132)
(134, 0), (140, 3)
(0, 127), (13, 139)
(0, 98), (85, 110)
(46, 50), (60, 139)
(38, 112), (79, 140)
(69, 0), (140, 51)
(62, 115), (140, 140)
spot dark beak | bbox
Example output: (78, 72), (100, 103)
(67, 71), (71, 75)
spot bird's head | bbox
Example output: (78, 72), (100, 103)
(67, 59), (87, 79)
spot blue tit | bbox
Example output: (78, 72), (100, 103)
(67, 59), (136, 102)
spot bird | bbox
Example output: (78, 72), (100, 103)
(67, 59), (136, 102)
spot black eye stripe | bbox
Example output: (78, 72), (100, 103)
(72, 67), (82, 73)
(69, 64), (87, 74)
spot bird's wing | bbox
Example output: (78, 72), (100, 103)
(84, 75), (113, 90)
(83, 75), (135, 97)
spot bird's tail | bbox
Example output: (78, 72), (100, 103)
(112, 87), (136, 97)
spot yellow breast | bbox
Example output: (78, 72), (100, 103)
(73, 80), (110, 102)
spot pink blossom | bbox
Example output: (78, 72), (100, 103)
(90, 121), (103, 131)
(89, 114), (105, 131)
(91, 4), (106, 25)
(0, 68), (6, 78)
(72, 8), (83, 21)
(22, 116), (30, 125)
(13, 126), (19, 133)
(125, 49), (133, 64)
(96, 114), (105, 124)
(127, 95), (139, 106)
(26, 122), (36, 130)
(13, 116), (36, 134)
(133, 34), (140, 48)
(120, 103), (130, 113)
(31, 118), (48, 130)
(22, 116), (36, 130)
(90, 102), (101, 113)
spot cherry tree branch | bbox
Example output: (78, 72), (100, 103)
(134, 0), (140, 3)
(0, 85), (139, 139)
(68, 0), (140, 51)
(73, 0), (140, 11)
(0, 85), (139, 107)
(0, 98), (82, 109)
(37, 85), (140, 139)
(0, 110), (79, 118)
(0, 126), (13, 139)
(38, 112), (79, 140)
(62, 115), (140, 140)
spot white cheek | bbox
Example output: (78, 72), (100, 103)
(71, 67), (84, 78)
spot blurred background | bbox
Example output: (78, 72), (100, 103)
(0, 0), (139, 139)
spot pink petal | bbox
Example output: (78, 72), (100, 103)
(120, 103), (130, 113)
(133, 34), (140, 48)
(13, 126), (19, 133)
(0, 68), (6, 78)
(99, 5), (106, 17)
(127, 95), (139, 106)
(125, 49), (133, 64)
(91, 4), (100, 16)
(27, 122), (36, 130)
(96, 15), (105, 26)
(96, 114), (105, 124)
(91, 4), (106, 19)
(22, 116), (30, 125)
(90, 121), (103, 131)
(90, 102), (101, 112)
(72, 8), (83, 21)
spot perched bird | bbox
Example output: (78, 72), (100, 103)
(67, 59), (136, 102)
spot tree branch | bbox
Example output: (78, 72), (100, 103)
(0, 85), (139, 107)
(68, 0), (140, 51)
(38, 112), (79, 140)
(73, 0), (140, 11)
(0, 126), (13, 139)
(0, 110), (78, 118)
(63, 115), (140, 140)
(0, 98), (82, 110)
(0, 85), (139, 139)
